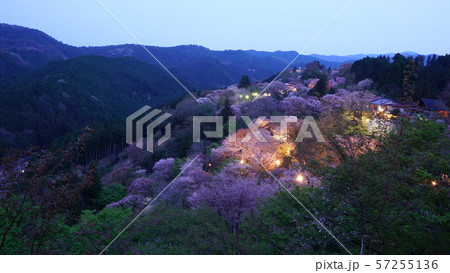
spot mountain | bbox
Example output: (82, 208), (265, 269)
(0, 23), (354, 90)
(309, 52), (421, 63)
(0, 23), (430, 90)
(246, 50), (346, 68)
(0, 23), (435, 148)
(0, 23), (81, 84)
(0, 55), (186, 147)
(0, 23), (80, 66)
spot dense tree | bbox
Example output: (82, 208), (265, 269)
(351, 54), (450, 101)
(319, 118), (449, 254)
(308, 73), (328, 98)
(238, 75), (251, 88)
(402, 58), (418, 102)
(0, 56), (187, 148)
(0, 128), (97, 254)
(301, 61), (325, 81)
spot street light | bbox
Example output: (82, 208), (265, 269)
(296, 174), (304, 183)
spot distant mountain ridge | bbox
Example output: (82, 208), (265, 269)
(0, 23), (428, 90)
(309, 52), (422, 63)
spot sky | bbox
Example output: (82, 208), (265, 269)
(1, 0), (449, 55)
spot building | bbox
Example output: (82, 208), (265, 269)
(368, 98), (395, 112)
(418, 99), (449, 118)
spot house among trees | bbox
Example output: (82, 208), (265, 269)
(368, 97), (395, 112)
(368, 97), (449, 121)
(418, 99), (450, 118)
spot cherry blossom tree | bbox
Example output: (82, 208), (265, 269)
(239, 97), (280, 119)
(127, 177), (155, 196)
(106, 177), (155, 211)
(151, 158), (175, 181)
(327, 77), (346, 89)
(321, 89), (375, 114)
(209, 126), (285, 170)
(357, 78), (373, 90)
(188, 162), (278, 232)
(280, 96), (322, 117)
(162, 158), (210, 207)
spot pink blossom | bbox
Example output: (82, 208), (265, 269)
(152, 158), (175, 181)
(188, 163), (278, 231)
(280, 96), (322, 117)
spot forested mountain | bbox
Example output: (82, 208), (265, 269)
(1, 23), (448, 149)
(0, 55), (186, 147)
(0, 23), (350, 89)
(0, 24), (80, 77)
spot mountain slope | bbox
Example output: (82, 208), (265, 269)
(0, 23), (80, 67)
(0, 24), (355, 89)
(0, 55), (187, 147)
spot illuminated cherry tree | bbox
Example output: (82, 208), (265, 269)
(188, 162), (278, 232)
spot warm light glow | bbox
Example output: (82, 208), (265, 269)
(252, 92), (258, 97)
(431, 181), (437, 186)
(275, 160), (281, 166)
(245, 95), (250, 99)
(240, 159), (245, 165)
(296, 174), (304, 183)
(378, 106), (384, 112)
(208, 163), (212, 167)
(274, 134), (288, 142)
(21, 170), (25, 173)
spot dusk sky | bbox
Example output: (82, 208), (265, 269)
(1, 0), (449, 55)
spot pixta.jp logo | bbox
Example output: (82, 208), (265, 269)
(126, 106), (172, 153)
(127, 105), (325, 153)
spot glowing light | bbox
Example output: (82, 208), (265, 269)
(252, 92), (258, 97)
(208, 163), (212, 167)
(245, 95), (250, 99)
(378, 106), (384, 112)
(240, 159), (245, 165)
(21, 170), (25, 173)
(275, 160), (281, 166)
(296, 174), (304, 183)
(239, 95), (243, 98)
(431, 181), (437, 186)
